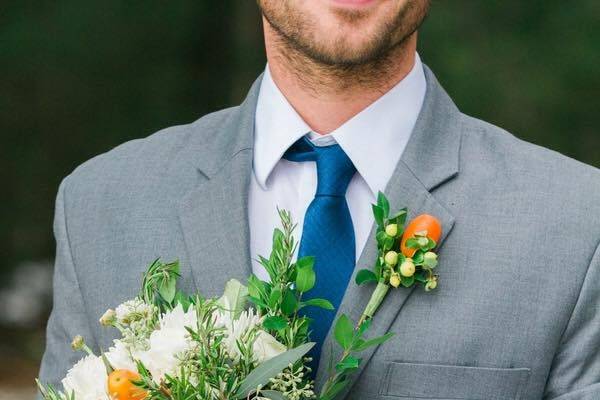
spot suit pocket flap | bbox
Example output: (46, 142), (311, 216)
(382, 361), (530, 400)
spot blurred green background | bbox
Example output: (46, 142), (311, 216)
(1, 1), (598, 397)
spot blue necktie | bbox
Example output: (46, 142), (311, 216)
(283, 136), (357, 373)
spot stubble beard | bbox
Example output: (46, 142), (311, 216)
(260, 0), (430, 93)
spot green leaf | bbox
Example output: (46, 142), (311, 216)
(426, 238), (437, 251)
(248, 295), (268, 310)
(334, 314), (355, 350)
(401, 274), (415, 287)
(391, 208), (408, 226)
(372, 204), (385, 227)
(272, 228), (285, 248)
(412, 250), (424, 264)
(260, 390), (287, 400)
(235, 343), (315, 399)
(352, 332), (394, 352)
(405, 237), (421, 249)
(248, 275), (267, 300)
(296, 255), (315, 270)
(158, 276), (177, 304)
(218, 279), (249, 319)
(174, 291), (192, 311)
(280, 290), (298, 316)
(376, 230), (388, 247)
(357, 317), (372, 336)
(300, 298), (334, 310)
(268, 288), (282, 309)
(414, 271), (427, 283)
(336, 355), (360, 372)
(321, 380), (349, 400)
(377, 192), (390, 218)
(383, 235), (394, 251)
(355, 269), (377, 285)
(263, 315), (288, 331)
(295, 256), (316, 292)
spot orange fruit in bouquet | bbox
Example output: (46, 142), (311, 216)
(108, 369), (147, 400)
(400, 214), (442, 257)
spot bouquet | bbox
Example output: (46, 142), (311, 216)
(37, 193), (442, 400)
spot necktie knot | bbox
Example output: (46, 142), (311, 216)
(283, 136), (356, 196)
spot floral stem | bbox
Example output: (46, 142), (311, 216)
(359, 281), (390, 325)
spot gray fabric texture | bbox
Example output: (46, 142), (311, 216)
(38, 66), (600, 400)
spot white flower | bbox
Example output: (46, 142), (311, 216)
(215, 308), (260, 360)
(137, 304), (197, 382)
(105, 340), (138, 372)
(61, 355), (109, 400)
(115, 298), (155, 324)
(215, 308), (286, 363)
(253, 330), (286, 363)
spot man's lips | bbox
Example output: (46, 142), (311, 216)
(331, 0), (378, 7)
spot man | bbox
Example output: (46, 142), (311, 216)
(40, 1), (600, 399)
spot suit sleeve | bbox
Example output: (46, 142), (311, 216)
(543, 240), (600, 399)
(37, 177), (98, 391)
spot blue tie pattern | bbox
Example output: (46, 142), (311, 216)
(283, 136), (357, 373)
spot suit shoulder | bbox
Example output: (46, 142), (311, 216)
(459, 113), (600, 189)
(62, 106), (238, 190)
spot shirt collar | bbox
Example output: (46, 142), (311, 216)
(253, 53), (426, 194)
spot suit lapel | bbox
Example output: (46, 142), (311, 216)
(175, 65), (463, 395)
(315, 66), (463, 394)
(177, 74), (264, 297)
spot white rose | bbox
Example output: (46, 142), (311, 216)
(61, 355), (109, 400)
(253, 330), (287, 363)
(137, 304), (197, 382)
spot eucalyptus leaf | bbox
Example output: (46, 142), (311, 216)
(260, 390), (287, 400)
(235, 343), (315, 399)
(218, 279), (248, 319)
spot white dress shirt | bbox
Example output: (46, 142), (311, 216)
(249, 54), (426, 281)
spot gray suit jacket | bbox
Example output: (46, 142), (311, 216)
(39, 66), (600, 400)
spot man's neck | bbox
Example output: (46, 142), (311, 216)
(264, 21), (418, 135)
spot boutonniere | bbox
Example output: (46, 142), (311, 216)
(320, 192), (443, 398)
(356, 191), (442, 324)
